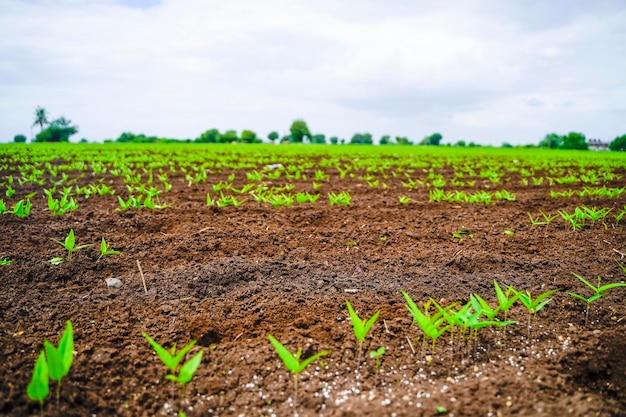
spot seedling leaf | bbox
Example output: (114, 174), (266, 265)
(27, 351), (49, 403)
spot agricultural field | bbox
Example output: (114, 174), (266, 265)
(1, 143), (626, 417)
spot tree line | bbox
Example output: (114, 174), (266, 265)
(11, 107), (626, 151)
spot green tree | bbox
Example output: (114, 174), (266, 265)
(196, 129), (221, 143)
(539, 133), (561, 149)
(329, 136), (338, 145)
(395, 136), (411, 146)
(454, 140), (466, 147)
(240, 129), (258, 143)
(220, 130), (238, 143)
(379, 135), (391, 145)
(501, 142), (513, 148)
(35, 117), (78, 143)
(609, 134), (626, 151)
(350, 133), (373, 145)
(32, 106), (49, 133)
(14, 134), (27, 143)
(311, 134), (326, 144)
(420, 132), (443, 146)
(268, 131), (279, 143)
(289, 120), (311, 143)
(561, 132), (588, 150)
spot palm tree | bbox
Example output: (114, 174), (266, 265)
(32, 106), (49, 132)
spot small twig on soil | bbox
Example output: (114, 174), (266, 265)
(406, 336), (416, 355)
(445, 248), (464, 265)
(383, 319), (396, 336)
(136, 260), (148, 294)
(197, 226), (211, 234)
(613, 248), (625, 259)
(234, 332), (243, 341)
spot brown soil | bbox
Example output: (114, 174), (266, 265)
(1, 148), (626, 417)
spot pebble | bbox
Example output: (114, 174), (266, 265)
(105, 278), (122, 288)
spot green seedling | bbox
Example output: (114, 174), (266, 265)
(12, 198), (31, 217)
(267, 334), (330, 409)
(567, 273), (626, 326)
(346, 300), (380, 365)
(54, 229), (93, 262)
(165, 351), (203, 397)
(97, 237), (122, 262)
(43, 320), (74, 408)
(398, 195), (411, 204)
(492, 280), (519, 329)
(0, 258), (11, 265)
(142, 333), (202, 397)
(401, 291), (452, 354)
(27, 351), (49, 416)
(503, 230), (514, 236)
(369, 346), (385, 375)
(328, 191), (351, 206)
(452, 230), (473, 242)
(49, 257), (64, 265)
(514, 288), (561, 343)
(142, 332), (197, 373)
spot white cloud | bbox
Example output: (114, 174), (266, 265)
(1, 0), (625, 144)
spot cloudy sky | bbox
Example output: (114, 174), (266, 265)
(1, 0), (625, 145)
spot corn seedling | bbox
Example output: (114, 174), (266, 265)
(398, 195), (411, 204)
(567, 273), (626, 326)
(12, 198), (31, 217)
(97, 237), (122, 262)
(401, 291), (451, 355)
(345, 300), (380, 365)
(53, 229), (93, 263)
(514, 288), (561, 343)
(369, 346), (385, 375)
(27, 351), (49, 416)
(142, 333), (202, 397)
(267, 334), (330, 410)
(328, 191), (351, 206)
(493, 280), (519, 321)
(0, 199), (6, 214)
(42, 320), (74, 409)
(0, 258), (10, 265)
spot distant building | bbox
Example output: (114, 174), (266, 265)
(587, 138), (609, 151)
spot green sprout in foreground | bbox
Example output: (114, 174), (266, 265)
(514, 287), (560, 343)
(27, 320), (74, 412)
(27, 351), (49, 416)
(53, 229), (93, 263)
(567, 273), (626, 327)
(267, 334), (330, 410)
(142, 333), (203, 397)
(0, 258), (11, 265)
(369, 346), (385, 375)
(345, 300), (380, 365)
(97, 237), (122, 263)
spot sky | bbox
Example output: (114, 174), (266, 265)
(1, 0), (625, 145)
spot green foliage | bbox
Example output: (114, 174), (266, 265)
(165, 351), (203, 397)
(35, 117), (78, 143)
(53, 229), (93, 262)
(420, 132), (443, 146)
(240, 129), (261, 144)
(609, 134), (626, 151)
(267, 333), (330, 407)
(42, 321), (74, 407)
(349, 132), (373, 145)
(401, 291), (452, 353)
(328, 191), (351, 206)
(27, 351), (49, 413)
(369, 346), (385, 374)
(567, 273), (626, 326)
(345, 300), (380, 363)
(379, 135), (391, 145)
(289, 120), (312, 143)
(11, 198), (32, 217)
(539, 132), (588, 150)
(311, 133), (326, 144)
(97, 237), (122, 262)
(142, 333), (197, 373)
(0, 258), (11, 265)
(267, 131), (279, 142)
(32, 106), (49, 132)
(196, 128), (221, 143)
(14, 134), (27, 143)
